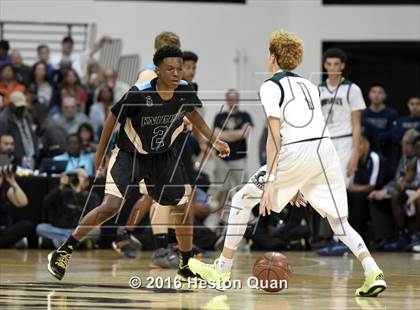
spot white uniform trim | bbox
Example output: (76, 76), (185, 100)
(369, 152), (380, 186)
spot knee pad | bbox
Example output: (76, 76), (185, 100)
(231, 183), (262, 210)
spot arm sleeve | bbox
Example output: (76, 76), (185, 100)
(110, 86), (138, 123)
(348, 83), (366, 112)
(259, 81), (282, 119)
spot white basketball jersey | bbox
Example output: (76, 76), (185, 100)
(318, 79), (366, 138)
(259, 71), (329, 145)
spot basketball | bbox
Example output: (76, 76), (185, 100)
(252, 252), (293, 292)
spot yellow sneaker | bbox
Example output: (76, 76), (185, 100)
(188, 258), (231, 289)
(355, 269), (386, 297)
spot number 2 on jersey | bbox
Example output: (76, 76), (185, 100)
(151, 126), (168, 151)
(297, 82), (314, 110)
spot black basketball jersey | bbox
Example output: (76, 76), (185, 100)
(111, 78), (202, 154)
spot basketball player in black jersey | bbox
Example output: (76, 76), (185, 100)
(47, 46), (230, 281)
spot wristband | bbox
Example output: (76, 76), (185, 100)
(266, 174), (276, 182)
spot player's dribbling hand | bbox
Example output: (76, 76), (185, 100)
(291, 191), (307, 207)
(213, 140), (230, 158)
(260, 182), (273, 216)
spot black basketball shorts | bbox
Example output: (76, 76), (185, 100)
(104, 147), (188, 206)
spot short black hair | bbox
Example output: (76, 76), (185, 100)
(62, 36), (74, 45)
(370, 83), (386, 91)
(153, 46), (183, 66)
(183, 51), (198, 63)
(37, 44), (49, 52)
(323, 47), (347, 64)
(67, 133), (81, 143)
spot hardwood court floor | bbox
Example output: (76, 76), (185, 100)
(0, 250), (419, 309)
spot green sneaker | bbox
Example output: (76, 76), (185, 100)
(355, 269), (386, 297)
(188, 258), (231, 290)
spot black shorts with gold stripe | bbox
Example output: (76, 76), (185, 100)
(105, 147), (187, 206)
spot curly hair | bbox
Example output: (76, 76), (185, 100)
(154, 31), (181, 50)
(153, 46), (183, 66)
(269, 31), (304, 71)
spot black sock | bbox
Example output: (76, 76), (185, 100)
(154, 234), (168, 250)
(120, 228), (132, 237)
(179, 251), (193, 269)
(59, 235), (79, 253)
(168, 229), (177, 244)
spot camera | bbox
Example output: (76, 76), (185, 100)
(0, 164), (17, 177)
(66, 172), (80, 187)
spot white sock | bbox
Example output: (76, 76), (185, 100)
(216, 254), (233, 274)
(361, 257), (379, 277)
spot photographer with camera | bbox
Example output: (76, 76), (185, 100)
(0, 161), (32, 248)
(53, 134), (94, 176)
(36, 168), (100, 248)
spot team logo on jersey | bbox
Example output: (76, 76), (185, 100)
(251, 170), (267, 190)
(321, 98), (343, 106)
(145, 96), (153, 107)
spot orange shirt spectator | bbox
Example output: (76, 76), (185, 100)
(0, 64), (25, 109)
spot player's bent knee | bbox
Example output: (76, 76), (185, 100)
(327, 216), (347, 234)
(232, 184), (261, 210)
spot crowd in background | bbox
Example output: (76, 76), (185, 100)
(0, 36), (419, 255)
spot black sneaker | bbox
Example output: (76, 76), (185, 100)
(47, 250), (72, 280)
(112, 230), (142, 259)
(176, 264), (199, 282)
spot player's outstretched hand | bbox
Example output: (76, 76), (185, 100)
(291, 191), (307, 207)
(260, 182), (273, 216)
(213, 139), (230, 158)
